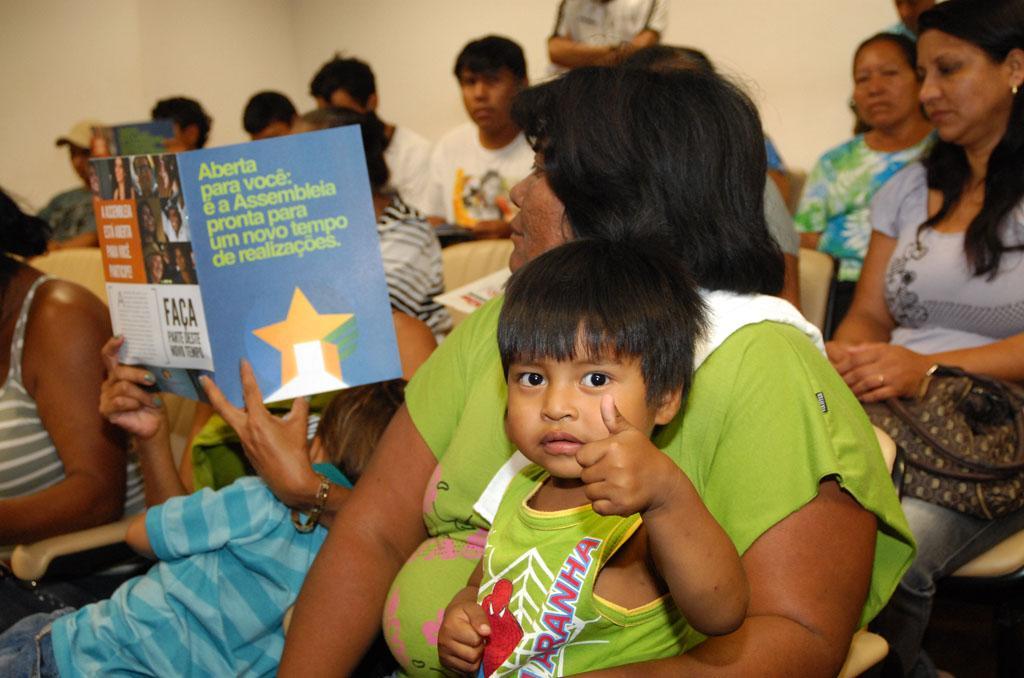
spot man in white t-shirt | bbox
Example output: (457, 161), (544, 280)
(310, 56), (432, 214)
(425, 35), (532, 238)
(548, 0), (668, 73)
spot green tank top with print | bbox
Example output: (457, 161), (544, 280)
(475, 464), (696, 677)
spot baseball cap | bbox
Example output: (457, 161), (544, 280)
(56, 119), (103, 150)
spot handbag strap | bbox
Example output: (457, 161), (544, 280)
(886, 367), (1024, 477)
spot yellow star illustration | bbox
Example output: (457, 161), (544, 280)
(252, 288), (352, 386)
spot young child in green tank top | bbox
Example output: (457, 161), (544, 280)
(437, 240), (750, 677)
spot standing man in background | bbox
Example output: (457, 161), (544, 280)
(425, 35), (531, 238)
(548, 0), (667, 72)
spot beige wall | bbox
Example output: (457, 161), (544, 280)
(1, 0), (301, 211)
(2, 0), (896, 212)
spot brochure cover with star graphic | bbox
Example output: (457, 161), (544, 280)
(92, 126), (401, 406)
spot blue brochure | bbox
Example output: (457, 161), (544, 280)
(93, 126), (401, 406)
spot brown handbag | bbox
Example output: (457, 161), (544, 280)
(864, 365), (1024, 519)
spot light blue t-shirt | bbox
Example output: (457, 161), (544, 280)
(765, 137), (786, 173)
(885, 21), (917, 41)
(51, 465), (349, 677)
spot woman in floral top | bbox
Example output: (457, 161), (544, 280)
(796, 32), (933, 327)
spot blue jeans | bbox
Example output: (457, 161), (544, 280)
(0, 556), (148, 633)
(0, 609), (67, 677)
(872, 497), (1024, 677)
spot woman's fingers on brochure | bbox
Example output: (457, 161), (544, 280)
(199, 374), (244, 430)
(218, 360), (315, 508)
(285, 395), (310, 428)
(101, 379), (157, 413)
(100, 335), (124, 373)
(108, 364), (159, 390)
(99, 378), (164, 439)
(101, 335), (158, 388)
(239, 359), (271, 420)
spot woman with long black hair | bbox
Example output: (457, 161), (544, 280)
(828, 0), (1024, 674)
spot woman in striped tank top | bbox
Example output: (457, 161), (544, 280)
(0, 189), (144, 630)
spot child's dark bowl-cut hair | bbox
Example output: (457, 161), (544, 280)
(498, 238), (707, 404)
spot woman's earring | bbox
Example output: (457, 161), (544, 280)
(1014, 84), (1020, 95)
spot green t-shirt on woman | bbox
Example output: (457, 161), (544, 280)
(386, 297), (914, 676)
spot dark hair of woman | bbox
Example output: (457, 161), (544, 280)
(300, 107), (390, 192)
(0, 189), (50, 284)
(855, 32), (918, 71)
(512, 65), (783, 295)
(917, 0), (1024, 278)
(621, 44), (716, 74)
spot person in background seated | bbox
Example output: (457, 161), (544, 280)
(622, 45), (801, 306)
(242, 90), (297, 140)
(0, 189), (144, 631)
(309, 56), (432, 214)
(151, 96), (212, 151)
(38, 121), (100, 249)
(795, 32), (933, 329)
(548, 0), (667, 73)
(438, 240), (748, 676)
(827, 2), (1024, 675)
(889, 0), (935, 41)
(424, 36), (532, 239)
(0, 365), (405, 678)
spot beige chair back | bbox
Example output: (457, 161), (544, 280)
(441, 239), (513, 327)
(441, 239), (513, 292)
(838, 629), (890, 678)
(874, 426), (897, 473)
(834, 426), (899, 677)
(29, 248), (108, 303)
(953, 529), (1024, 577)
(798, 248), (835, 333)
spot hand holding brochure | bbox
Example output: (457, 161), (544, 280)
(91, 126), (401, 406)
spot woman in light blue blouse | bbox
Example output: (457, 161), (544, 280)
(829, 1), (1024, 674)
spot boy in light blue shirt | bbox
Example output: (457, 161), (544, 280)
(0, 380), (404, 677)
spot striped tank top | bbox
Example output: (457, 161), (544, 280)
(0, 275), (144, 556)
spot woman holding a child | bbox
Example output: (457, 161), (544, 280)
(210, 65), (914, 675)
